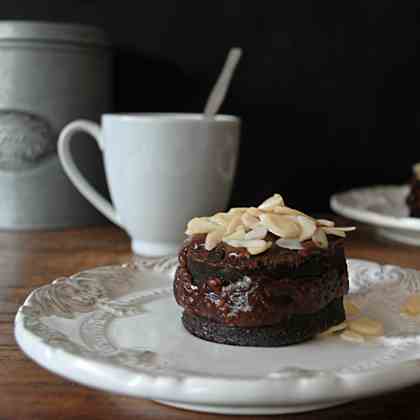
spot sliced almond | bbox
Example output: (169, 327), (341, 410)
(347, 317), (384, 337)
(246, 207), (263, 217)
(312, 227), (329, 249)
(324, 227), (356, 237)
(258, 193), (285, 210)
(228, 207), (248, 215)
(225, 214), (243, 235)
(270, 206), (311, 218)
(223, 226), (246, 241)
(323, 228), (346, 238)
(295, 215), (317, 241)
(260, 213), (301, 239)
(211, 212), (233, 226)
(401, 294), (420, 316)
(344, 300), (361, 317)
(340, 330), (365, 343)
(241, 212), (260, 229)
(319, 322), (347, 337)
(186, 200), (355, 251)
(224, 239), (267, 248)
(247, 240), (272, 255)
(317, 219), (335, 227)
(204, 229), (225, 251)
(186, 218), (218, 235)
(244, 226), (268, 240)
(275, 238), (303, 250)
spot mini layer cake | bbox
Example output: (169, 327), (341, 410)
(174, 194), (355, 346)
(407, 163), (420, 217)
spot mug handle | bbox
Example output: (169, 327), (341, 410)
(58, 120), (121, 226)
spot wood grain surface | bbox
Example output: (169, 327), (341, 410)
(1, 222), (420, 420)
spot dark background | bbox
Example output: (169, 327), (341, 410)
(2, 1), (418, 211)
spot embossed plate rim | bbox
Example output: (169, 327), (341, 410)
(14, 257), (420, 409)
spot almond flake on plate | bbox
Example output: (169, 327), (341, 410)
(400, 294), (420, 316)
(340, 329), (365, 343)
(347, 317), (384, 337)
(344, 300), (361, 317)
(318, 322), (347, 337)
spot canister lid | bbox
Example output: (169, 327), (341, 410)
(0, 21), (109, 46)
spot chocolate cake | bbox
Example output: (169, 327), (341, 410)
(174, 194), (355, 346)
(407, 163), (420, 217)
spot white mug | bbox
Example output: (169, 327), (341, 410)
(58, 113), (240, 256)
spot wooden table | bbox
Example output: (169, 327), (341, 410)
(1, 223), (420, 420)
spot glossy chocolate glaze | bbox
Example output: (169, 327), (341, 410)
(174, 234), (349, 328)
(407, 177), (420, 217)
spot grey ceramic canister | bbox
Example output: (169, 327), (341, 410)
(0, 21), (112, 229)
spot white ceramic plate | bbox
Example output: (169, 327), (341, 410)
(331, 185), (420, 246)
(15, 257), (420, 415)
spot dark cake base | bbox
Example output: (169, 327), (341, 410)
(182, 297), (345, 347)
(410, 210), (420, 218)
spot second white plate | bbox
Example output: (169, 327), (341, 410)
(331, 185), (420, 246)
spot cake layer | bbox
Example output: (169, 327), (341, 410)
(180, 233), (345, 277)
(182, 297), (345, 346)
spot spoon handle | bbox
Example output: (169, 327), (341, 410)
(204, 48), (242, 117)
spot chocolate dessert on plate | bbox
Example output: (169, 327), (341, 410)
(407, 163), (420, 218)
(174, 194), (355, 346)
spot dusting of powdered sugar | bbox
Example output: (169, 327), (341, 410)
(222, 276), (256, 317)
